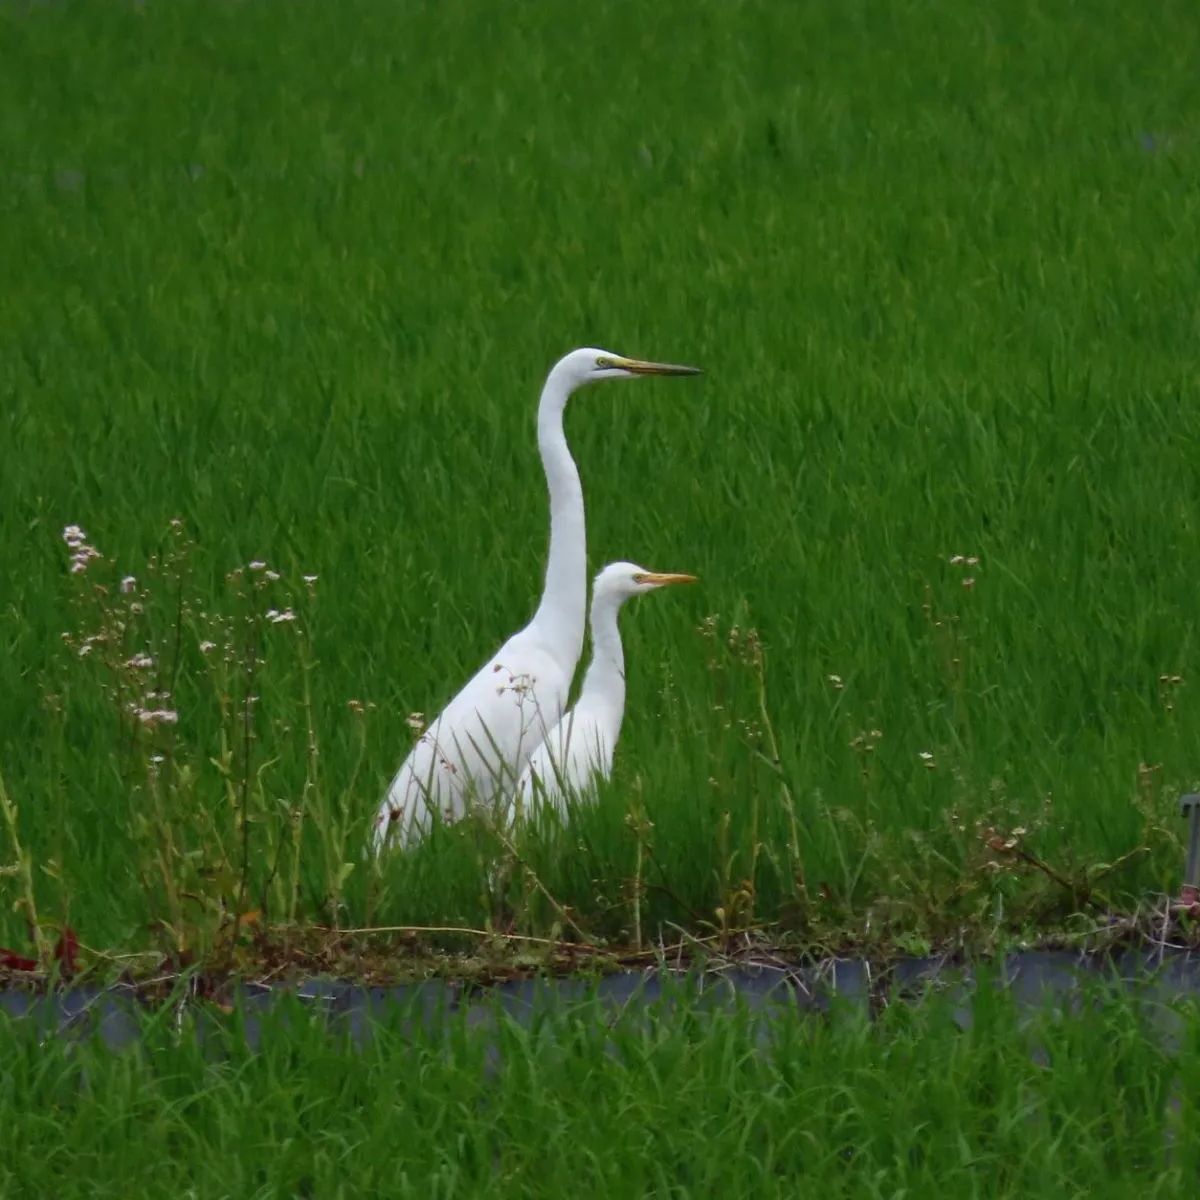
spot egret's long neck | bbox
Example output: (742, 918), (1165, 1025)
(530, 373), (586, 671)
(579, 590), (625, 711)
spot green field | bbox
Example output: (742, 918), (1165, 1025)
(2, 981), (1197, 1198)
(3, 0), (1200, 967)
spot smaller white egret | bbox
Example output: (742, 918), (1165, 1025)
(512, 562), (697, 818)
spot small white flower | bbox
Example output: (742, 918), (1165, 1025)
(120, 575), (137, 594)
(265, 608), (296, 624)
(68, 543), (102, 574)
(302, 574), (318, 585)
(199, 640), (216, 654)
(125, 652), (155, 670)
(136, 708), (178, 727)
(62, 524), (86, 547)
(249, 560), (267, 571)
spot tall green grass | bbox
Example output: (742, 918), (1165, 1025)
(2, 0), (1200, 959)
(2, 982), (1197, 1197)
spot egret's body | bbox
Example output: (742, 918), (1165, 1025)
(513, 562), (696, 817)
(373, 350), (700, 851)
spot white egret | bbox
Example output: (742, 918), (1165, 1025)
(373, 349), (701, 851)
(511, 562), (697, 818)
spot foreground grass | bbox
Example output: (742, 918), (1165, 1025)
(3, 0), (1200, 962)
(1, 981), (1196, 1198)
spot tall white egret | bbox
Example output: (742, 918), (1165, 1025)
(511, 562), (697, 818)
(373, 349), (701, 851)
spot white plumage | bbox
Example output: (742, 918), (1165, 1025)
(373, 349), (700, 851)
(512, 562), (696, 818)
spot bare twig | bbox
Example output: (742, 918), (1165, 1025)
(315, 923), (601, 950)
(487, 823), (592, 943)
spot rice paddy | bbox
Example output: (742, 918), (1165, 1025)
(4, 977), (1200, 1199)
(5, 0), (1200, 964)
(4, 0), (1200, 1187)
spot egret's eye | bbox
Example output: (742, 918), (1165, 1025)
(595, 356), (611, 369)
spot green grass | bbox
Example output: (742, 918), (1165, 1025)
(2, 980), (1198, 1198)
(3, 0), (1200, 964)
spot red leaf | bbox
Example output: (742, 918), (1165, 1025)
(54, 927), (80, 976)
(0, 926), (80, 975)
(0, 947), (37, 972)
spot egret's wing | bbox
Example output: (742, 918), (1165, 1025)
(374, 634), (569, 850)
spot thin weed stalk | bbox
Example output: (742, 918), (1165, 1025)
(0, 765), (49, 964)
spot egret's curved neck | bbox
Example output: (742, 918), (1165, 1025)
(530, 371), (586, 671)
(579, 591), (626, 711)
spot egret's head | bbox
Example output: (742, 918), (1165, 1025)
(594, 561), (698, 603)
(553, 347), (702, 390)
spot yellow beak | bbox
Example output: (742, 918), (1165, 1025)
(612, 356), (702, 377)
(635, 572), (699, 587)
